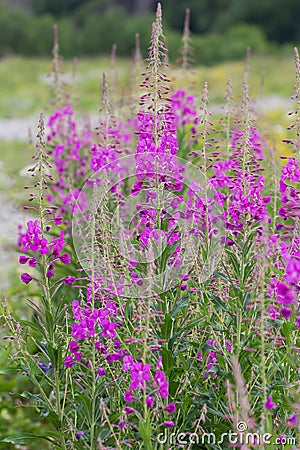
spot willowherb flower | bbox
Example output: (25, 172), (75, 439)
(129, 362), (151, 390)
(20, 273), (33, 284)
(170, 90), (198, 134)
(210, 132), (271, 236)
(164, 402), (176, 413)
(74, 430), (84, 441)
(164, 421), (174, 428)
(18, 221), (71, 282)
(287, 412), (298, 427)
(46, 104), (91, 219)
(146, 396), (155, 409)
(264, 395), (276, 410)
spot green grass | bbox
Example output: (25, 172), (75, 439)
(0, 53), (295, 118)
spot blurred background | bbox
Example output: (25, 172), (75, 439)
(0, 0), (299, 63)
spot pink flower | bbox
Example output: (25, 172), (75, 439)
(280, 307), (292, 319)
(164, 402), (176, 413)
(122, 355), (134, 371)
(287, 412), (298, 427)
(129, 362), (151, 390)
(59, 253), (71, 264)
(276, 281), (295, 305)
(19, 255), (29, 264)
(264, 396), (276, 410)
(146, 396), (155, 408)
(64, 276), (76, 285)
(124, 391), (134, 403)
(21, 273), (32, 284)
(69, 340), (80, 353)
(154, 369), (169, 398)
(64, 356), (75, 368)
(164, 421), (174, 428)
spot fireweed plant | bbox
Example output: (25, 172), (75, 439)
(1, 5), (300, 449)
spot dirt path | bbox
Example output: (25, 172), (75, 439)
(0, 96), (293, 141)
(0, 168), (24, 293)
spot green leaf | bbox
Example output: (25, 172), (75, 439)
(124, 300), (133, 321)
(10, 391), (47, 405)
(138, 418), (153, 450)
(161, 347), (174, 372)
(1, 433), (61, 446)
(160, 313), (173, 341)
(170, 295), (190, 318)
(19, 319), (43, 334)
(168, 317), (203, 350)
(205, 292), (228, 311)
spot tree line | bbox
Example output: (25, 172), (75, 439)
(0, 0), (299, 63)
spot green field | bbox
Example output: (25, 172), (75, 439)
(0, 54), (295, 118)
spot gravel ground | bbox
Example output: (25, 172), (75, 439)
(0, 96), (293, 141)
(0, 168), (24, 293)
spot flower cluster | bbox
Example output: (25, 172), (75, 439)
(170, 89), (198, 134)
(64, 299), (121, 368)
(46, 105), (91, 218)
(198, 339), (232, 379)
(132, 111), (184, 194)
(231, 126), (265, 161)
(18, 219), (71, 283)
(268, 158), (300, 326)
(278, 157), (300, 223)
(211, 158), (271, 235)
(120, 354), (176, 428)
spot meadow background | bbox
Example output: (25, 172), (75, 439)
(0, 0), (299, 448)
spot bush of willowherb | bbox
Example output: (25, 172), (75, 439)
(1, 4), (300, 450)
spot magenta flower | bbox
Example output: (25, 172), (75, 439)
(124, 391), (134, 403)
(269, 306), (280, 320)
(46, 269), (55, 278)
(264, 396), (276, 410)
(21, 273), (32, 284)
(129, 362), (151, 390)
(64, 276), (76, 285)
(64, 356), (75, 368)
(19, 255), (29, 265)
(146, 396), (155, 409)
(69, 340), (80, 353)
(28, 257), (37, 267)
(154, 369), (169, 398)
(287, 412), (298, 427)
(164, 402), (176, 413)
(75, 430), (84, 441)
(280, 307), (293, 319)
(59, 253), (71, 264)
(164, 421), (174, 428)
(276, 281), (296, 305)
